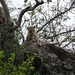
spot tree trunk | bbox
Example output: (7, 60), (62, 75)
(0, 7), (18, 60)
(24, 41), (75, 75)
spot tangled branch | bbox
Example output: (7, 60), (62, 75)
(9, 0), (44, 31)
(37, 1), (75, 32)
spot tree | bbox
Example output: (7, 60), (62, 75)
(0, 0), (75, 50)
(0, 0), (75, 74)
(0, 0), (44, 57)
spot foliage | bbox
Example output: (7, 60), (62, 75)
(24, 0), (28, 3)
(0, 51), (35, 75)
(47, 0), (52, 3)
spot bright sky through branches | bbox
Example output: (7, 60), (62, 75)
(9, 0), (75, 27)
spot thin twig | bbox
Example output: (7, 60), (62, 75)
(46, 29), (75, 39)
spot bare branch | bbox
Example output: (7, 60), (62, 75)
(9, 0), (44, 31)
(37, 2), (74, 33)
(46, 29), (75, 39)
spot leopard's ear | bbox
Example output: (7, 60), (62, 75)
(27, 27), (29, 30)
(33, 26), (35, 28)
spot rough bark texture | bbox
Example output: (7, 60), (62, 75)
(24, 40), (75, 75)
(0, 7), (19, 62)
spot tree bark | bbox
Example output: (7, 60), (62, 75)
(0, 0), (11, 23)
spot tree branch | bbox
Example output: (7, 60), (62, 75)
(37, 2), (74, 33)
(46, 29), (75, 39)
(9, 0), (44, 31)
(0, 0), (11, 23)
(62, 39), (75, 48)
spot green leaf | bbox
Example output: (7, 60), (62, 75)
(47, 0), (52, 3)
(31, 11), (35, 16)
(38, 8), (42, 12)
(0, 51), (4, 59)
(24, 0), (28, 3)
